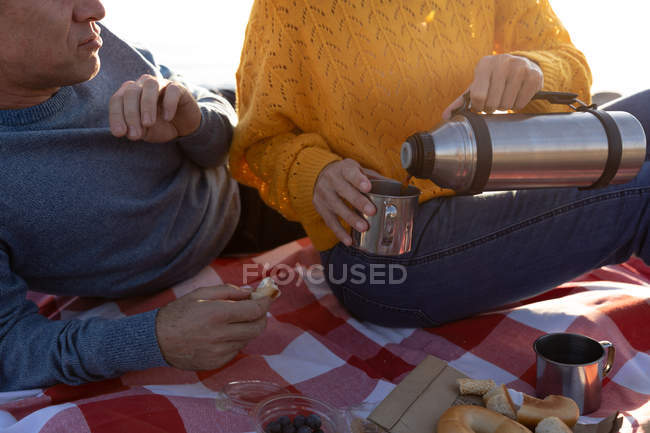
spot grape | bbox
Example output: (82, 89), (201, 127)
(282, 425), (296, 433)
(306, 414), (322, 429)
(293, 414), (306, 427)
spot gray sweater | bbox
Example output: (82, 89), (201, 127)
(0, 26), (239, 391)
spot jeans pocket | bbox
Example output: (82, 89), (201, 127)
(342, 243), (415, 264)
(338, 284), (438, 328)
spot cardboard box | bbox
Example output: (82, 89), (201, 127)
(367, 356), (622, 433)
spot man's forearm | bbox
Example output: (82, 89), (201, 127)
(0, 309), (166, 391)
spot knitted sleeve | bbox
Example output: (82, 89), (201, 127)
(135, 50), (237, 169)
(230, 0), (341, 243)
(494, 0), (593, 112)
(0, 244), (166, 390)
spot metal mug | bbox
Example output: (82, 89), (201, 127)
(351, 180), (420, 256)
(534, 333), (616, 414)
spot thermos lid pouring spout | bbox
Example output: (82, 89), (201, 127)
(401, 141), (413, 171)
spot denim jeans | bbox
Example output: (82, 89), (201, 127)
(320, 89), (650, 327)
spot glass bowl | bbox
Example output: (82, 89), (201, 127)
(253, 394), (347, 433)
(215, 380), (290, 414)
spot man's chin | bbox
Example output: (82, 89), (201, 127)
(86, 56), (102, 82)
(62, 57), (102, 86)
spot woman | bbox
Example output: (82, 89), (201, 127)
(231, 0), (650, 326)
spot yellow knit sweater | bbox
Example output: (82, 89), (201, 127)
(230, 0), (592, 251)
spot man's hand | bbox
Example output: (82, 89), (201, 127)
(313, 159), (380, 246)
(442, 54), (544, 120)
(109, 74), (202, 143)
(155, 284), (271, 371)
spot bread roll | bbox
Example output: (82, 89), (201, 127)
(437, 405), (531, 433)
(517, 395), (579, 429)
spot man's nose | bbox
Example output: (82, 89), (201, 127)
(73, 0), (106, 22)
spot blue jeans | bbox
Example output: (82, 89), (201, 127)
(320, 90), (650, 327)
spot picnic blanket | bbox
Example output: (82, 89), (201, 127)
(0, 239), (648, 433)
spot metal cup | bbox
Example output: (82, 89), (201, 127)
(534, 333), (616, 414)
(351, 180), (420, 256)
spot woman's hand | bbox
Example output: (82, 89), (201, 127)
(313, 159), (379, 246)
(109, 74), (202, 143)
(442, 54), (544, 120)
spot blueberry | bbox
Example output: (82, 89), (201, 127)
(293, 415), (306, 427)
(306, 414), (322, 429)
(296, 426), (312, 433)
(266, 421), (282, 433)
(278, 416), (291, 426)
(282, 425), (296, 433)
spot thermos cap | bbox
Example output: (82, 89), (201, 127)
(401, 134), (436, 178)
(400, 142), (413, 171)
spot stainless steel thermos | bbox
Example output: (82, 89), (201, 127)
(401, 91), (647, 194)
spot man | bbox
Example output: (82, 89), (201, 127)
(0, 0), (271, 391)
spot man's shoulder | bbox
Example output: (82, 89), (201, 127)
(98, 24), (157, 66)
(79, 25), (162, 93)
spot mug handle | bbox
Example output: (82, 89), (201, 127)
(600, 341), (615, 376)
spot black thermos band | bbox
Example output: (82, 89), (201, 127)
(463, 111), (493, 195)
(581, 109), (623, 190)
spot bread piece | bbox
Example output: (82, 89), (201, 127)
(250, 277), (281, 300)
(484, 385), (517, 419)
(457, 378), (497, 396)
(517, 395), (579, 429)
(483, 384), (504, 402)
(486, 394), (517, 420)
(535, 417), (573, 433)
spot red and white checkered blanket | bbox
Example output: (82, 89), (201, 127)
(1, 239), (648, 433)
